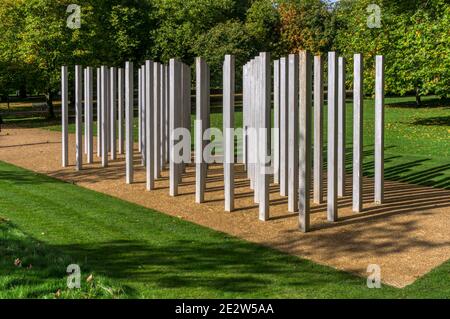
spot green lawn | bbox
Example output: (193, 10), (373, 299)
(1, 95), (449, 298)
(0, 160), (449, 298)
(4, 95), (449, 189)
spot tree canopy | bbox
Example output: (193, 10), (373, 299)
(0, 0), (448, 116)
(335, 0), (450, 102)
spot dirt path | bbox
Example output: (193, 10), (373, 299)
(1, 126), (449, 288)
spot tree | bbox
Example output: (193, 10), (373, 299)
(278, 0), (335, 55)
(0, 0), (158, 117)
(152, 0), (249, 64)
(0, 0), (29, 102)
(193, 20), (253, 88)
(109, 1), (156, 64)
(245, 0), (282, 56)
(15, 0), (84, 118)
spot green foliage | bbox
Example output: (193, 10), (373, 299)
(152, 0), (246, 64)
(109, 2), (156, 64)
(245, 0), (281, 55)
(0, 0), (27, 98)
(0, 0), (154, 99)
(335, 0), (450, 99)
(0, 0), (448, 103)
(17, 0), (74, 94)
(193, 20), (253, 88)
(153, 0), (280, 87)
(279, 0), (336, 55)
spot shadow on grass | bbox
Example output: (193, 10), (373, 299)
(0, 220), (132, 298)
(13, 220), (450, 297)
(1, 218), (375, 298)
(341, 145), (450, 190)
(3, 117), (61, 129)
(41, 238), (385, 297)
(385, 97), (450, 109)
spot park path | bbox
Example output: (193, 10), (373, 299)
(1, 125), (450, 288)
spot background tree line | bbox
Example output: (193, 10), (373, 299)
(0, 0), (448, 117)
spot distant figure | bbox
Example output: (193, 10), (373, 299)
(0, 114), (3, 132)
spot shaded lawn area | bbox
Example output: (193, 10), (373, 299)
(3, 95), (449, 190)
(0, 219), (125, 299)
(0, 161), (449, 298)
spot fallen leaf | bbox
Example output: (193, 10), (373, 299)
(14, 258), (22, 267)
(86, 274), (94, 282)
(55, 289), (61, 298)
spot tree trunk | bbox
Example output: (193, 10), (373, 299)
(415, 86), (421, 107)
(45, 91), (55, 119)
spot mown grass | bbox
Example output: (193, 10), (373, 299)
(0, 161), (449, 298)
(0, 219), (125, 299)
